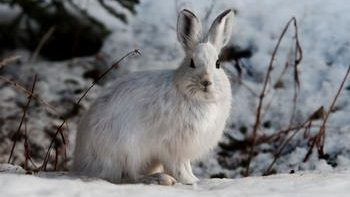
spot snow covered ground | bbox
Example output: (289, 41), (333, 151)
(0, 164), (349, 197)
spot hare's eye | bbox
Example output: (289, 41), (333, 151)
(216, 60), (221, 69)
(190, 59), (196, 68)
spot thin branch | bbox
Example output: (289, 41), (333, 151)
(1, 75), (69, 170)
(289, 19), (303, 125)
(40, 120), (66, 171)
(23, 119), (29, 170)
(8, 74), (37, 164)
(263, 119), (311, 175)
(229, 69), (259, 97)
(30, 26), (56, 63)
(318, 65), (350, 147)
(40, 49), (140, 170)
(0, 76), (59, 115)
(0, 55), (21, 69)
(263, 104), (325, 174)
(244, 17), (300, 176)
(312, 64), (350, 159)
(76, 49), (140, 104)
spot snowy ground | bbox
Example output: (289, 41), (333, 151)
(1, 164), (350, 197)
(1, 0), (350, 195)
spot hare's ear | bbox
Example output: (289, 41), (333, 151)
(207, 9), (234, 50)
(177, 9), (202, 51)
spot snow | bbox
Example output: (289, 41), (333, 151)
(1, 164), (350, 197)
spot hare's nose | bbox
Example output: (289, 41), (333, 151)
(200, 80), (212, 87)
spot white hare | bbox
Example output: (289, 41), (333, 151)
(73, 9), (234, 185)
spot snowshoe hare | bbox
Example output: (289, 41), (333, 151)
(73, 9), (234, 185)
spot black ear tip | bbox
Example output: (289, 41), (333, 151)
(222, 9), (234, 16)
(216, 9), (235, 22)
(180, 9), (197, 17)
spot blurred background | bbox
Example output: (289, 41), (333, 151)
(1, 0), (350, 178)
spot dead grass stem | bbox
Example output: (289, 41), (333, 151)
(8, 75), (37, 164)
(40, 49), (140, 171)
(244, 17), (302, 176)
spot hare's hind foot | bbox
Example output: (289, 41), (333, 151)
(139, 173), (177, 186)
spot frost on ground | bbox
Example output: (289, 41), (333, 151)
(1, 164), (350, 197)
(1, 0), (350, 186)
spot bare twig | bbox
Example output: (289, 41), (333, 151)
(40, 120), (66, 171)
(30, 26), (56, 63)
(63, 120), (69, 169)
(76, 49), (140, 104)
(238, 79), (259, 97)
(264, 118), (313, 175)
(0, 55), (21, 69)
(1, 75), (69, 170)
(22, 119), (40, 171)
(264, 128), (303, 175)
(304, 65), (350, 161)
(23, 119), (29, 170)
(262, 22), (302, 122)
(244, 17), (301, 176)
(0, 76), (58, 114)
(54, 146), (58, 171)
(8, 75), (37, 164)
(289, 20), (303, 125)
(317, 65), (350, 152)
(40, 49), (140, 170)
(263, 103), (326, 174)
(229, 70), (259, 97)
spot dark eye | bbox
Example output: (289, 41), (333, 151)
(190, 58), (195, 68)
(216, 60), (220, 69)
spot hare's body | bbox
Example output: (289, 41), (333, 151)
(73, 68), (231, 183)
(73, 9), (235, 185)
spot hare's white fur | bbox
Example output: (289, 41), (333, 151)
(73, 9), (234, 184)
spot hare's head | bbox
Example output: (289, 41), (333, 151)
(175, 9), (234, 101)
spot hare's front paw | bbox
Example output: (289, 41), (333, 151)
(178, 173), (199, 185)
(139, 173), (177, 186)
(164, 161), (199, 185)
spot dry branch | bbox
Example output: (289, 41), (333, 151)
(76, 49), (140, 104)
(8, 75), (37, 164)
(23, 119), (30, 170)
(263, 109), (317, 175)
(0, 76), (58, 114)
(304, 64), (350, 162)
(40, 49), (140, 170)
(244, 17), (302, 176)
(0, 55), (21, 69)
(40, 120), (66, 171)
(30, 26), (56, 63)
